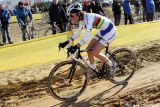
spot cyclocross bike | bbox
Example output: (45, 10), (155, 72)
(25, 22), (39, 40)
(47, 44), (137, 101)
(44, 21), (79, 36)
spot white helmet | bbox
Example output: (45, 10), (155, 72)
(67, 2), (82, 16)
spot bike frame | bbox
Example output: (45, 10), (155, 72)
(67, 46), (123, 79)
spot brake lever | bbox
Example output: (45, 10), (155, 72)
(67, 50), (70, 58)
(58, 44), (61, 52)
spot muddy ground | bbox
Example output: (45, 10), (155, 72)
(0, 40), (160, 107)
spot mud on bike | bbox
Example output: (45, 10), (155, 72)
(47, 44), (137, 101)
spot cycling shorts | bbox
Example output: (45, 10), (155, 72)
(93, 25), (117, 46)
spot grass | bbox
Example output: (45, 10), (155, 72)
(11, 14), (42, 23)
(0, 21), (160, 72)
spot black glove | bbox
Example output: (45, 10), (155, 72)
(59, 40), (69, 48)
(67, 45), (79, 54)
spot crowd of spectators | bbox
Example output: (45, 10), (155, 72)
(0, 0), (160, 46)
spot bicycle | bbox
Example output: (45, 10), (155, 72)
(48, 45), (137, 101)
(44, 22), (61, 36)
(44, 21), (79, 36)
(25, 22), (39, 40)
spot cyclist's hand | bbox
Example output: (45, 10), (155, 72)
(59, 40), (69, 49)
(67, 45), (79, 54)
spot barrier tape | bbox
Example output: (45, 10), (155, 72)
(1, 20), (160, 49)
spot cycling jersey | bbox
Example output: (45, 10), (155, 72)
(70, 13), (117, 46)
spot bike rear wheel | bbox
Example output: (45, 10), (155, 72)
(48, 60), (88, 101)
(31, 27), (39, 38)
(108, 48), (137, 85)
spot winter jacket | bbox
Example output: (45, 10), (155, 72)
(134, 1), (140, 7)
(49, 3), (68, 24)
(141, 0), (146, 9)
(90, 2), (105, 15)
(112, 1), (121, 14)
(0, 9), (11, 28)
(16, 7), (33, 27)
(146, 0), (155, 13)
(122, 0), (132, 15)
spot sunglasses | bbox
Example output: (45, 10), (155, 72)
(70, 14), (78, 18)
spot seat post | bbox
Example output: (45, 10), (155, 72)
(105, 44), (109, 55)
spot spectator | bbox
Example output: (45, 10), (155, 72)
(62, 0), (70, 31)
(122, 0), (134, 25)
(82, 0), (91, 13)
(0, 4), (13, 45)
(134, 0), (140, 16)
(62, 0), (70, 13)
(15, 1), (33, 41)
(154, 0), (160, 19)
(30, 6), (35, 14)
(49, 0), (68, 34)
(141, 0), (146, 21)
(157, 0), (160, 18)
(146, 0), (155, 21)
(13, 5), (18, 15)
(112, 0), (121, 26)
(90, 0), (105, 15)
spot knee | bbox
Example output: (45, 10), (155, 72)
(88, 50), (98, 57)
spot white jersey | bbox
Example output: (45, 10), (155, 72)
(70, 13), (117, 46)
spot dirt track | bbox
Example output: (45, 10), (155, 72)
(0, 40), (160, 107)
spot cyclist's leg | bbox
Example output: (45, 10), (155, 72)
(88, 30), (116, 66)
(89, 41), (109, 64)
(87, 38), (99, 68)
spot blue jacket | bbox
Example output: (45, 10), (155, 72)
(146, 0), (155, 13)
(122, 0), (132, 15)
(0, 9), (11, 26)
(16, 7), (33, 26)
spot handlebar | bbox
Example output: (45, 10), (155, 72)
(58, 43), (93, 60)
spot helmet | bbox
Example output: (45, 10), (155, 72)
(67, 2), (82, 16)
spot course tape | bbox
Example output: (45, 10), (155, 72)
(1, 20), (160, 49)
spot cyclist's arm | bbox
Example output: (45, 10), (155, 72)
(78, 14), (94, 46)
(69, 21), (83, 41)
(78, 30), (91, 46)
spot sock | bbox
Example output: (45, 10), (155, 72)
(91, 64), (96, 69)
(108, 60), (113, 67)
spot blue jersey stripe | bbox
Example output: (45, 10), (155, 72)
(100, 23), (113, 36)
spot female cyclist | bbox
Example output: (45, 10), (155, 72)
(59, 2), (117, 75)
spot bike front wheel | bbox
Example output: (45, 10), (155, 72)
(108, 48), (137, 85)
(48, 60), (88, 101)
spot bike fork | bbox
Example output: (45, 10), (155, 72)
(67, 61), (77, 83)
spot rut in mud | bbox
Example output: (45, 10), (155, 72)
(0, 41), (160, 107)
